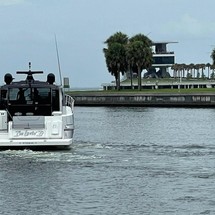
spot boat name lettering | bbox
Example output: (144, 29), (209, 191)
(14, 130), (44, 137)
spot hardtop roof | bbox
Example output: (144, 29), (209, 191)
(1, 80), (60, 89)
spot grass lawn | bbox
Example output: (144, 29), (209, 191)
(68, 78), (215, 95)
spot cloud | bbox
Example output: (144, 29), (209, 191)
(0, 0), (25, 6)
(163, 14), (215, 39)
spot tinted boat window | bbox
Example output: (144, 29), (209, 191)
(1, 89), (7, 99)
(52, 89), (59, 111)
(36, 88), (51, 104)
(9, 88), (20, 101)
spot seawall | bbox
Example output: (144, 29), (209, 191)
(69, 92), (215, 107)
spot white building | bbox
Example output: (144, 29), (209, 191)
(151, 41), (177, 78)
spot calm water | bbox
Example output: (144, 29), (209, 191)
(1, 107), (215, 214)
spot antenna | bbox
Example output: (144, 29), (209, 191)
(55, 35), (63, 86)
(29, 62), (31, 71)
(17, 62), (43, 83)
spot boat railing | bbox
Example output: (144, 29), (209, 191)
(65, 94), (75, 111)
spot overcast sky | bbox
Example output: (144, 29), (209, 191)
(0, 0), (215, 88)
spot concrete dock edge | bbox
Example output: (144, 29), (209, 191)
(69, 93), (215, 107)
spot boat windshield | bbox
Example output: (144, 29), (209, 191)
(9, 87), (50, 104)
(1, 87), (60, 117)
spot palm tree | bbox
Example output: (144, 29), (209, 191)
(206, 63), (211, 79)
(194, 64), (201, 79)
(129, 33), (152, 47)
(177, 64), (183, 81)
(171, 64), (177, 79)
(186, 64), (192, 79)
(210, 64), (215, 79)
(176, 64), (181, 79)
(126, 34), (152, 91)
(211, 48), (215, 65)
(126, 40), (152, 90)
(200, 63), (206, 79)
(103, 43), (127, 90)
(189, 63), (195, 78)
(105, 32), (128, 46)
(104, 32), (128, 90)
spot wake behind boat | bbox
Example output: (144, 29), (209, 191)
(0, 63), (74, 149)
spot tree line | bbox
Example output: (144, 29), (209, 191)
(171, 63), (215, 79)
(171, 50), (215, 79)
